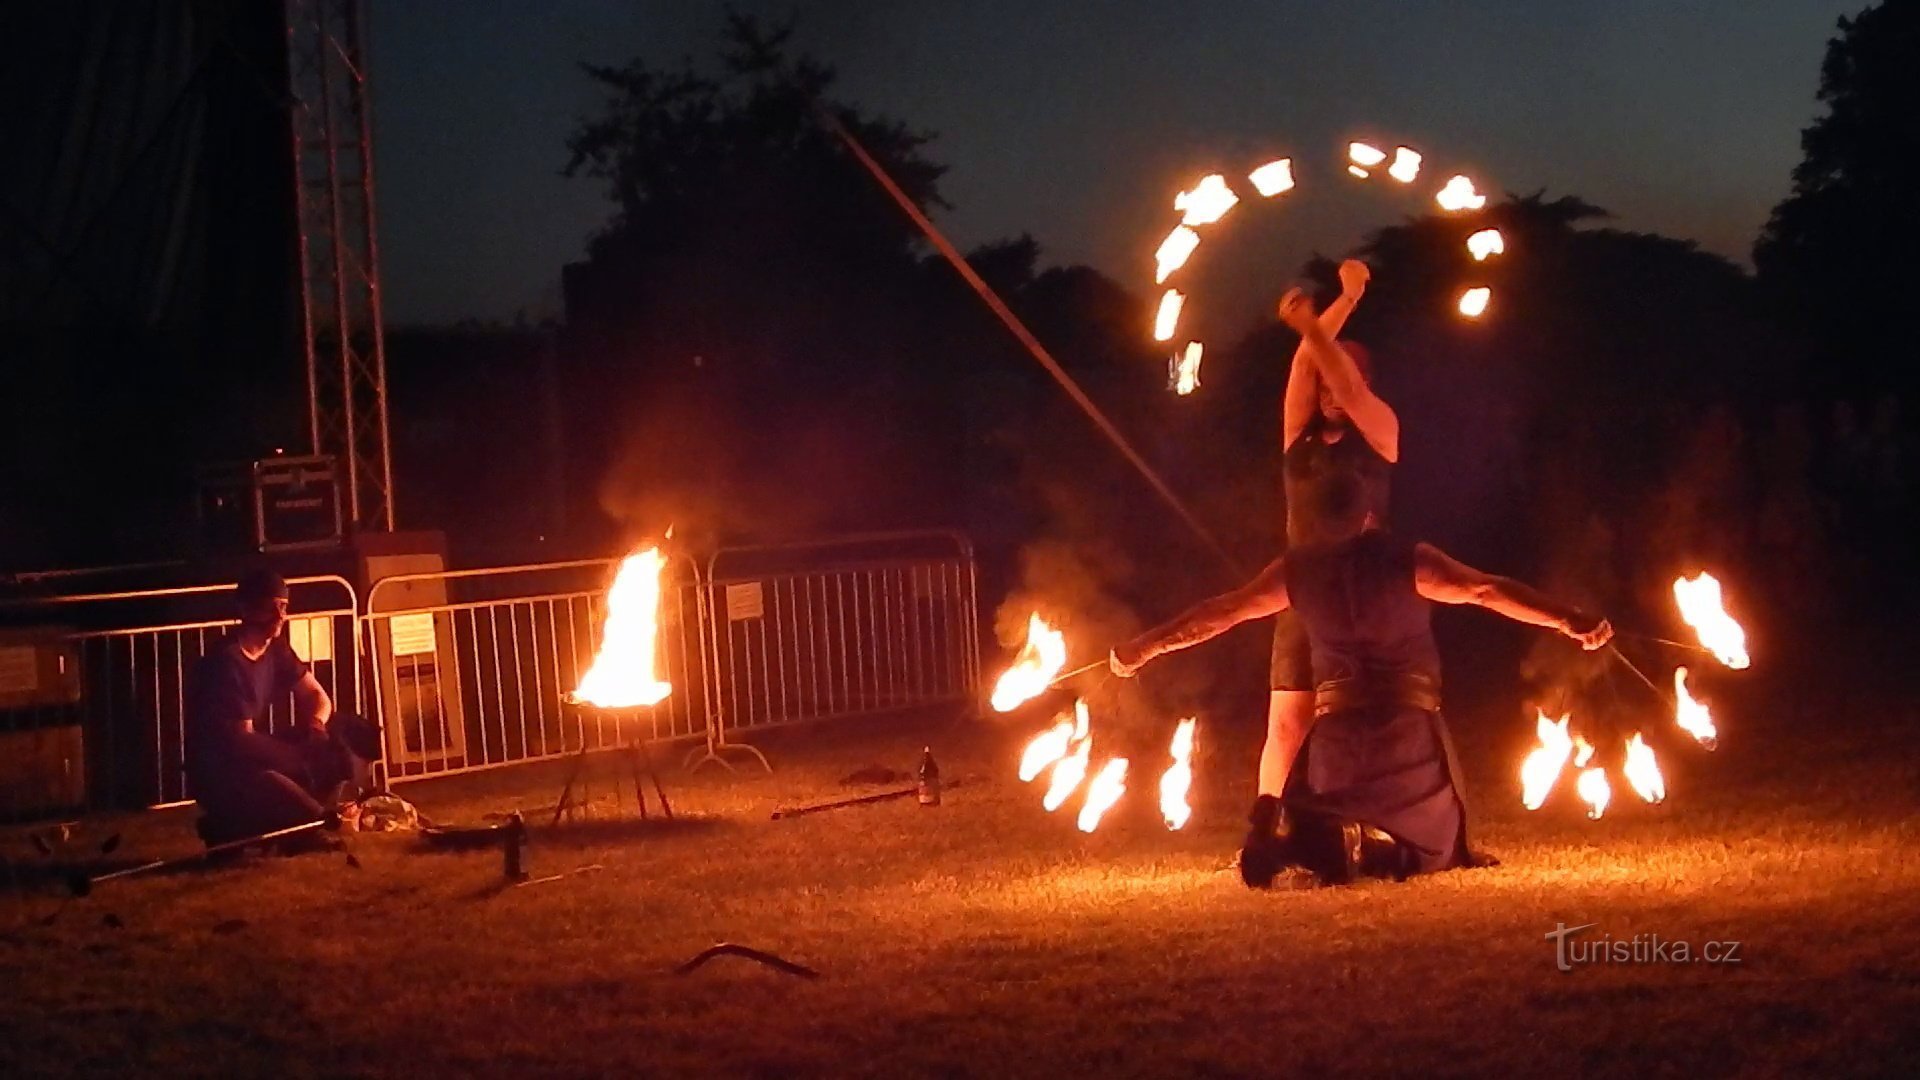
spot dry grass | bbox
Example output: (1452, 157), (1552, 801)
(4, 698), (1919, 1078)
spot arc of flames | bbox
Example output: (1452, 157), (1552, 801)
(569, 546), (673, 708)
(1078, 758), (1129, 833)
(1154, 226), (1200, 284)
(1170, 342), (1203, 395)
(1436, 175), (1487, 211)
(1672, 572), (1750, 669)
(1388, 147), (1422, 183)
(1153, 289), (1185, 341)
(1159, 718), (1197, 830)
(1174, 174), (1239, 226)
(1459, 286), (1491, 318)
(1247, 158), (1294, 196)
(990, 613), (1067, 712)
(1468, 228), (1505, 261)
(1520, 710), (1573, 810)
(1674, 666), (1718, 749)
(1623, 733), (1666, 804)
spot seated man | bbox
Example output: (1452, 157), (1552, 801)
(184, 570), (379, 846)
(1111, 474), (1611, 886)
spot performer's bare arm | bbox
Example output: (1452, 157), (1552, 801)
(1281, 260), (1371, 449)
(1111, 557), (1291, 676)
(1277, 284), (1400, 462)
(1413, 543), (1612, 648)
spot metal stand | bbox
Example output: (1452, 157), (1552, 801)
(552, 705), (676, 824)
(682, 725), (772, 775)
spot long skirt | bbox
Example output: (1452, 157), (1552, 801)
(1285, 705), (1467, 874)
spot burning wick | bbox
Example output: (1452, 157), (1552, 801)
(1042, 734), (1093, 813)
(1170, 342), (1203, 395)
(1388, 146), (1423, 183)
(1347, 165), (1371, 179)
(1575, 766), (1612, 820)
(1154, 225), (1200, 284)
(1153, 289), (1185, 342)
(1622, 733), (1666, 804)
(1672, 572), (1750, 670)
(1458, 287), (1491, 318)
(990, 613), (1067, 712)
(1174, 174), (1239, 226)
(1018, 716), (1076, 783)
(1247, 158), (1294, 196)
(1520, 711), (1573, 811)
(1159, 718), (1197, 830)
(1348, 141), (1387, 167)
(569, 546), (672, 708)
(1078, 758), (1129, 833)
(1467, 228), (1505, 261)
(1673, 667), (1718, 750)
(1435, 175), (1487, 211)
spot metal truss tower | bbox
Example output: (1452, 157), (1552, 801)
(285, 0), (394, 532)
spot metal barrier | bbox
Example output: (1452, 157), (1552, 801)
(0, 576), (360, 819)
(361, 555), (711, 785)
(701, 531), (981, 769)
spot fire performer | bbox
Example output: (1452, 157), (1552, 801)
(184, 571), (380, 848)
(1111, 450), (1611, 886)
(1259, 266), (1396, 862)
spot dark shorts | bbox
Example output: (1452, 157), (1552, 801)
(1269, 609), (1313, 691)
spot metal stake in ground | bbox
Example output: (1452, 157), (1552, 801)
(66, 814), (342, 897)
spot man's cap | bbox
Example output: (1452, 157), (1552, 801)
(235, 569), (289, 605)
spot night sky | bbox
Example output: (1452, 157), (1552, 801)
(370, 1), (1857, 327)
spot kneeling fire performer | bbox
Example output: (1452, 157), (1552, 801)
(1109, 481), (1612, 886)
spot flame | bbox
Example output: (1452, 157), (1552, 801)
(1574, 736), (1595, 768)
(569, 546), (673, 708)
(1247, 158), (1294, 196)
(1388, 147), (1422, 183)
(1673, 666), (1719, 749)
(1623, 733), (1666, 804)
(990, 613), (1068, 712)
(1174, 174), (1238, 226)
(1154, 226), (1200, 284)
(1159, 718), (1197, 830)
(1153, 289), (1185, 342)
(1576, 766), (1611, 820)
(1170, 342), (1203, 395)
(1672, 572), (1750, 669)
(1042, 731), (1092, 812)
(1467, 228), (1505, 261)
(1347, 164), (1371, 179)
(1436, 175), (1487, 211)
(1520, 711), (1573, 810)
(1077, 758), (1129, 833)
(1348, 142), (1387, 167)
(1019, 717), (1075, 783)
(1458, 287), (1491, 318)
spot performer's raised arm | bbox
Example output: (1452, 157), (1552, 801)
(1281, 259), (1371, 448)
(1278, 283), (1399, 462)
(1412, 543), (1613, 648)
(1112, 557), (1291, 676)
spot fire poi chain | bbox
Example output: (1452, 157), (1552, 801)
(1151, 139), (1505, 395)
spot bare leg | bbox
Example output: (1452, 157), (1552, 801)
(1258, 690), (1314, 797)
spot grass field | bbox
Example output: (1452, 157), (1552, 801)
(4, 685), (1919, 1078)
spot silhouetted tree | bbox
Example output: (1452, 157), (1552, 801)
(1755, 0), (1920, 399)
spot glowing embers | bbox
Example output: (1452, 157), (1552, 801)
(1153, 289), (1185, 342)
(1174, 174), (1239, 226)
(1247, 158), (1295, 197)
(990, 613), (1068, 712)
(569, 547), (673, 708)
(1672, 573), (1749, 670)
(1436, 174), (1488, 211)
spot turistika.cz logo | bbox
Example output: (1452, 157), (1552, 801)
(1545, 922), (1744, 973)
